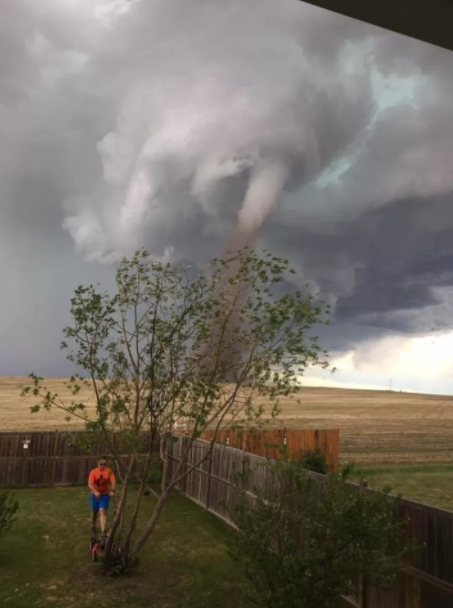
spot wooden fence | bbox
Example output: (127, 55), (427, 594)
(0, 430), (148, 486)
(2, 430), (453, 605)
(168, 436), (453, 608)
(200, 428), (339, 471)
(0, 428), (339, 486)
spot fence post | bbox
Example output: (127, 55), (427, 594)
(360, 577), (368, 608)
(21, 436), (29, 485)
(50, 430), (58, 486)
(205, 446), (213, 511)
(360, 479), (369, 608)
(404, 505), (414, 608)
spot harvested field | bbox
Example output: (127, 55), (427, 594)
(274, 387), (453, 465)
(1, 377), (453, 466)
(0, 376), (96, 432)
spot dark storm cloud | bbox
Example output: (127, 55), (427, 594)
(263, 193), (453, 345)
(1, 0), (453, 375)
(336, 195), (453, 322)
(60, 0), (379, 262)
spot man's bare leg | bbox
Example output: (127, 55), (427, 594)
(91, 510), (98, 532)
(99, 508), (107, 533)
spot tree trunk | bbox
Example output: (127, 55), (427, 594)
(160, 434), (170, 494)
(131, 489), (170, 555)
(105, 456), (135, 555)
(112, 495), (127, 555)
(121, 433), (215, 560)
(131, 435), (173, 555)
(122, 450), (153, 562)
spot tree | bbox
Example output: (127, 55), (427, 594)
(225, 457), (406, 608)
(0, 492), (19, 539)
(21, 248), (330, 573)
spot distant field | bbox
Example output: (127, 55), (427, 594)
(0, 376), (97, 432)
(2, 376), (453, 466)
(274, 386), (453, 466)
(356, 464), (453, 512)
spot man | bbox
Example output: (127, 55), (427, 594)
(88, 456), (116, 537)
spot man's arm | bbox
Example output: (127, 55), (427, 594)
(88, 472), (100, 496)
(109, 471), (116, 495)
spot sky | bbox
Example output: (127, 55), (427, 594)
(2, 0), (453, 394)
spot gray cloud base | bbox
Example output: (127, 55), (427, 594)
(1, 0), (452, 376)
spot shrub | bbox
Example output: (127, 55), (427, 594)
(300, 448), (328, 474)
(225, 457), (406, 608)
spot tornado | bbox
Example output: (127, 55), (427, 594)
(204, 159), (290, 382)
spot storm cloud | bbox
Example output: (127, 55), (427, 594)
(1, 0), (453, 384)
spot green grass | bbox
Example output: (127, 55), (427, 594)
(0, 487), (251, 608)
(354, 464), (453, 511)
(3, 469), (450, 608)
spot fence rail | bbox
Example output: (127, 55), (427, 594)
(168, 436), (453, 608)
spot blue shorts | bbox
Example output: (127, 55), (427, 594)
(90, 494), (110, 512)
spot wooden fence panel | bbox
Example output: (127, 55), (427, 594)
(168, 436), (453, 608)
(200, 428), (339, 472)
(0, 430), (149, 486)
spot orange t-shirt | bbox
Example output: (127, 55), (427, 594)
(88, 467), (116, 495)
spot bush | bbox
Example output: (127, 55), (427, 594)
(225, 457), (406, 608)
(0, 491), (19, 536)
(300, 448), (328, 474)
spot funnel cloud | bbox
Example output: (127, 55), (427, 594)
(60, 0), (374, 262)
(1, 0), (453, 392)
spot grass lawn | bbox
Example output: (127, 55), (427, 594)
(0, 487), (251, 608)
(356, 464), (453, 511)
